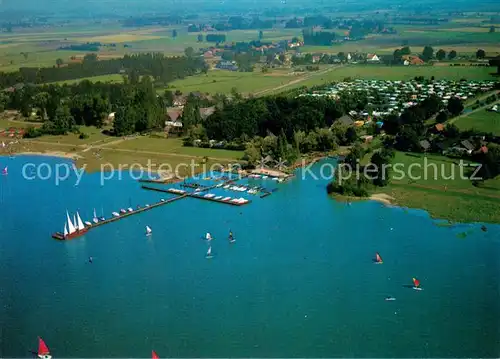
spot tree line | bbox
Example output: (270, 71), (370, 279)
(0, 53), (208, 88)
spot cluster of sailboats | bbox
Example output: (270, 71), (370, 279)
(203, 230), (235, 259)
(59, 208), (105, 239)
(373, 252), (423, 301)
(33, 337), (162, 359)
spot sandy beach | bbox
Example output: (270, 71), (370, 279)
(15, 151), (82, 160)
(369, 193), (395, 205)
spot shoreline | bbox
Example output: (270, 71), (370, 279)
(15, 151), (82, 160)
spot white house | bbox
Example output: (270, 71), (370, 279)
(366, 54), (380, 62)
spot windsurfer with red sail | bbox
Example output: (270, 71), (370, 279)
(412, 277), (422, 291)
(373, 252), (383, 264)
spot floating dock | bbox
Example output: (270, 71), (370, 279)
(142, 186), (251, 206)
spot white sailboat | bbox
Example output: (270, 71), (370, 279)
(66, 211), (77, 235)
(92, 208), (99, 224)
(205, 232), (212, 241)
(206, 246), (213, 259)
(64, 223), (68, 237)
(76, 212), (85, 231)
(145, 226), (152, 236)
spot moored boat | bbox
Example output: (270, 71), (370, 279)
(112, 212), (120, 217)
(54, 210), (88, 240)
(92, 208), (99, 224)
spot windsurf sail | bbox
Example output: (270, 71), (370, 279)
(412, 277), (420, 287)
(76, 212), (85, 231)
(66, 211), (76, 234)
(375, 252), (383, 263)
(206, 232), (212, 240)
(1, 166), (7, 175)
(146, 226), (152, 235)
(207, 246), (212, 257)
(152, 350), (159, 359)
(38, 337), (50, 356)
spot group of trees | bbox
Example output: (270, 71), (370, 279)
(58, 42), (101, 52)
(301, 28), (336, 46)
(0, 53), (208, 88)
(4, 75), (168, 138)
(205, 34), (227, 43)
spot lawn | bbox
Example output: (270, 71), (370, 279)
(103, 136), (244, 160)
(454, 109), (500, 135)
(31, 126), (114, 145)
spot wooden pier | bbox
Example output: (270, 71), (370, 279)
(51, 194), (187, 240)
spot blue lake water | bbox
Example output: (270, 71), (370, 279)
(0, 155), (499, 358)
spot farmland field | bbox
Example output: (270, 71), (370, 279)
(454, 109), (500, 135)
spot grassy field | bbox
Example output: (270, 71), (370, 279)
(376, 151), (500, 223)
(102, 136), (244, 160)
(50, 74), (125, 85)
(454, 109), (500, 135)
(165, 69), (298, 95)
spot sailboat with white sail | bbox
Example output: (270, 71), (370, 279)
(145, 226), (152, 236)
(53, 210), (89, 240)
(206, 246), (213, 259)
(92, 208), (99, 224)
(205, 232), (213, 241)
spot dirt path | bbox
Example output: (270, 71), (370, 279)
(254, 65), (344, 97)
(81, 136), (136, 153)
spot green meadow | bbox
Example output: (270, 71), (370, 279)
(454, 108), (500, 135)
(378, 151), (500, 223)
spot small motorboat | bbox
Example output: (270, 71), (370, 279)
(120, 209), (127, 214)
(385, 296), (396, 301)
(112, 212), (120, 217)
(127, 207), (133, 212)
(84, 221), (92, 226)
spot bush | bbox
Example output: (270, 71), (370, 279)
(23, 127), (42, 138)
(79, 133), (89, 139)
